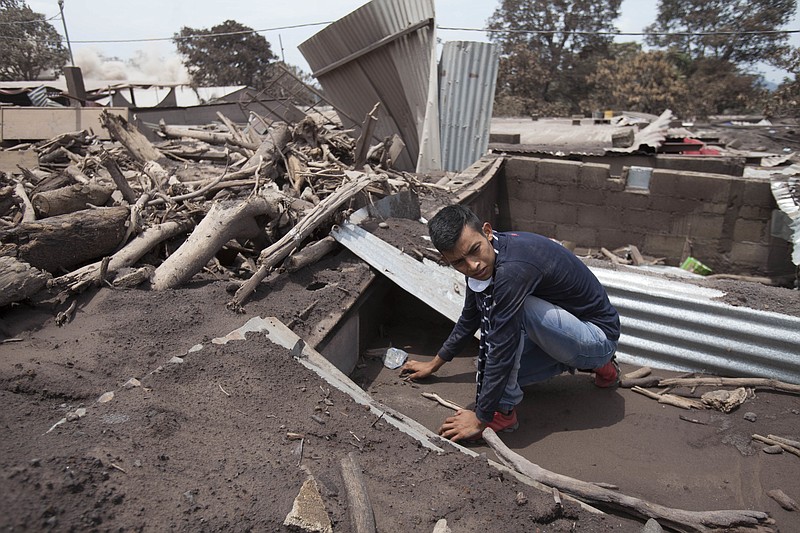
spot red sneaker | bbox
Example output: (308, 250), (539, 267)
(487, 408), (519, 433)
(594, 358), (620, 388)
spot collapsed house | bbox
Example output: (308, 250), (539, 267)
(1, 0), (800, 530)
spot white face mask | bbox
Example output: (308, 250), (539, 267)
(468, 276), (492, 293)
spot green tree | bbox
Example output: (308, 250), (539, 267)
(488, 0), (622, 114)
(645, 0), (797, 66)
(0, 0), (69, 80)
(586, 48), (689, 115)
(173, 20), (277, 88)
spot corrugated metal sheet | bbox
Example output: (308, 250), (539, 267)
(771, 175), (800, 266)
(334, 211), (800, 384)
(439, 41), (499, 172)
(299, 0), (441, 172)
(591, 269), (800, 383)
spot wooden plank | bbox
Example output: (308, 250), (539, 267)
(0, 150), (38, 174)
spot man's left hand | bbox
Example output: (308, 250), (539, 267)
(438, 409), (486, 442)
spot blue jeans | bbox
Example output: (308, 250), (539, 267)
(498, 296), (618, 412)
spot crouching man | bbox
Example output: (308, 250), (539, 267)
(401, 205), (620, 442)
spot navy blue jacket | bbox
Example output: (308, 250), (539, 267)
(437, 231), (620, 423)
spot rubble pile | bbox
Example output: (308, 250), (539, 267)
(0, 111), (418, 312)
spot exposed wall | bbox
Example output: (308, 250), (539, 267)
(501, 156), (793, 276)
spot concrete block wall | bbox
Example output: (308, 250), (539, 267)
(501, 156), (793, 276)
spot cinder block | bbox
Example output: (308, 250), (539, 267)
(530, 221), (557, 238)
(577, 205), (615, 227)
(535, 201), (577, 225)
(670, 214), (726, 239)
(622, 208), (673, 232)
(536, 183), (563, 202)
(505, 176), (538, 203)
(648, 170), (681, 197)
(733, 219), (767, 243)
(538, 159), (581, 186)
(644, 234), (689, 263)
(567, 187), (608, 206)
(742, 180), (776, 208)
(510, 216), (537, 233)
(489, 133), (520, 144)
(605, 190), (651, 210)
(507, 197), (534, 221)
(596, 228), (646, 250)
(675, 173), (733, 203)
(649, 195), (698, 215)
(730, 242), (772, 266)
(737, 205), (772, 220)
(504, 156), (540, 182)
(578, 163), (612, 189)
(656, 155), (745, 177)
(555, 224), (598, 246)
(701, 202), (729, 215)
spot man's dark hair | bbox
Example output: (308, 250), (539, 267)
(428, 205), (482, 252)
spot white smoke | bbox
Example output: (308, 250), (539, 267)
(74, 46), (190, 84)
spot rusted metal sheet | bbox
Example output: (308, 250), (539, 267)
(299, 0), (441, 172)
(439, 41), (499, 172)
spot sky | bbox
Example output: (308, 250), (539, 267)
(26, 0), (800, 84)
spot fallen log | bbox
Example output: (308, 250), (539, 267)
(0, 255), (51, 306)
(51, 218), (195, 292)
(482, 428), (771, 532)
(339, 452), (376, 533)
(151, 193), (285, 290)
(100, 111), (164, 164)
(230, 171), (377, 309)
(284, 236), (339, 273)
(245, 122), (291, 173)
(1, 206), (129, 273)
(658, 377), (800, 395)
(158, 121), (258, 151)
(32, 182), (115, 218)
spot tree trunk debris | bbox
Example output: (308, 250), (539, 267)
(1, 106), (415, 307)
(482, 428), (772, 532)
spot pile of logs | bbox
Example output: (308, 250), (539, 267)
(1, 109), (412, 312)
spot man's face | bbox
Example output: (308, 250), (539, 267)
(440, 222), (496, 281)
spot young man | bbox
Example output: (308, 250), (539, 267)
(401, 205), (620, 442)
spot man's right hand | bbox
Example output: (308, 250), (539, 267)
(400, 355), (446, 380)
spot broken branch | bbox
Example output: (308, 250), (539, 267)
(658, 377), (800, 395)
(482, 428), (770, 532)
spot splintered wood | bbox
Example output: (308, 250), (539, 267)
(1, 109), (417, 311)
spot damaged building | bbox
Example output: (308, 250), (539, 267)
(2, 0), (800, 531)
